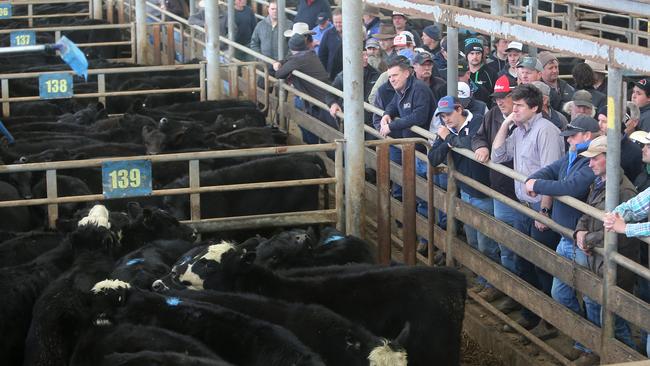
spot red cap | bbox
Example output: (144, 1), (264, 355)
(491, 75), (515, 97)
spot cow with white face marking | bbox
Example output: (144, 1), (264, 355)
(153, 243), (467, 366)
(89, 279), (326, 366)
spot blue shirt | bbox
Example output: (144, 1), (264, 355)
(311, 22), (333, 55)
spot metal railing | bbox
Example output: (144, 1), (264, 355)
(0, 0), (92, 27)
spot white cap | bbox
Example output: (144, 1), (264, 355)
(630, 130), (650, 144)
(506, 41), (523, 52)
(458, 82), (471, 99)
(284, 22), (316, 37)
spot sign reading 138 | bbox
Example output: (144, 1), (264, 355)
(102, 160), (152, 199)
(38, 73), (73, 99)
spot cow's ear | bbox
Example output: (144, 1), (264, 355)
(240, 251), (256, 267)
(393, 322), (410, 347)
(127, 202), (143, 220)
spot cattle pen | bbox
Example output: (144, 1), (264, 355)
(0, 0), (650, 365)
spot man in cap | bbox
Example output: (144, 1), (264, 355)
(391, 11), (422, 48)
(318, 7), (343, 81)
(492, 84), (565, 329)
(487, 38), (510, 75)
(274, 34), (331, 144)
(586, 59), (608, 96)
(294, 0), (331, 29)
(458, 81), (487, 121)
(392, 31), (417, 55)
(414, 51), (445, 104)
(538, 51), (575, 112)
(464, 37), (497, 107)
(564, 90), (595, 121)
(363, 5), (381, 40)
(631, 130), (650, 192)
(572, 62), (606, 111)
(498, 41), (522, 85)
(516, 56), (543, 84)
(372, 23), (397, 57)
(429, 95), (498, 294)
(595, 103), (643, 183)
(422, 25), (441, 55)
(531, 80), (567, 131)
(250, 0), (293, 61)
(471, 74), (521, 307)
(310, 12), (333, 55)
(365, 38), (387, 72)
(524, 116), (600, 340)
(632, 78), (650, 132)
(574, 136), (640, 365)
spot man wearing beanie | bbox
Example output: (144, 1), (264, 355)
(274, 34), (332, 144)
(422, 24), (441, 55)
(464, 37), (497, 107)
(538, 51), (575, 112)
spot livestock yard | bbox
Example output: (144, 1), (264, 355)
(1, 0), (650, 366)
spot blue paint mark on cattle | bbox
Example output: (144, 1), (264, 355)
(166, 297), (182, 306)
(323, 235), (344, 245)
(126, 258), (145, 266)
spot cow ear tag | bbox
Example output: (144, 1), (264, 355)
(166, 297), (182, 306)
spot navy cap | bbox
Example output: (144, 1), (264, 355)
(288, 34), (307, 51)
(317, 11), (330, 24)
(413, 52), (433, 65)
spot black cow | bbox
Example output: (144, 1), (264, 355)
(158, 285), (409, 366)
(155, 242), (467, 366)
(31, 175), (93, 226)
(90, 282), (326, 366)
(0, 231), (64, 267)
(162, 155), (324, 221)
(0, 180), (31, 231)
(100, 351), (232, 366)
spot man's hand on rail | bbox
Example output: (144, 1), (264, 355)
(329, 103), (342, 118)
(379, 115), (392, 137)
(575, 230), (592, 256)
(474, 147), (490, 163)
(436, 126), (450, 141)
(525, 179), (537, 198)
(603, 212), (627, 234)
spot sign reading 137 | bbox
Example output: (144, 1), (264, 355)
(10, 31), (35, 46)
(102, 160), (152, 199)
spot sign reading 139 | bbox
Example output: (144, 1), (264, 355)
(102, 160), (152, 199)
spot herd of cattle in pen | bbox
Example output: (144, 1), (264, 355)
(0, 3), (468, 366)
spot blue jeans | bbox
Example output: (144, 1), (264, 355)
(461, 190), (500, 287)
(433, 173), (448, 228)
(493, 199), (518, 274)
(637, 278), (650, 356)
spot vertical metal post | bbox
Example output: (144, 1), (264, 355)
(107, 0), (114, 23)
(189, 0), (196, 16)
(205, 0), (221, 100)
(446, 27), (458, 97)
(566, 3), (576, 32)
(601, 66), (623, 363)
(98, 74), (106, 106)
(200, 62), (207, 101)
(93, 0), (103, 19)
(28, 5), (33, 28)
(445, 154), (457, 267)
(228, 0), (235, 60)
(277, 0), (287, 129)
(189, 160), (201, 221)
(377, 144), (391, 264)
(46, 170), (58, 229)
(526, 0), (538, 57)
(490, 0), (504, 56)
(335, 140), (345, 232)
(342, 0), (365, 237)
(1, 79), (9, 117)
(135, 0), (147, 64)
(402, 143), (417, 265)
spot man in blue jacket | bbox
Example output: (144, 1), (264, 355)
(524, 115), (599, 341)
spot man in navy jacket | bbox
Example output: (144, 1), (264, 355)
(318, 8), (343, 81)
(524, 115), (599, 341)
(294, 0), (331, 29)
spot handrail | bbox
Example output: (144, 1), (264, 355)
(0, 23), (132, 34)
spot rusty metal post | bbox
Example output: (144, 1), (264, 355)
(335, 140), (345, 232)
(46, 169), (58, 229)
(166, 24), (175, 64)
(107, 0), (114, 23)
(402, 143), (417, 265)
(342, 0), (365, 237)
(152, 24), (162, 65)
(526, 0), (538, 57)
(446, 26), (458, 97)
(445, 153), (457, 267)
(28, 5), (33, 28)
(566, 3), (576, 32)
(376, 144), (391, 264)
(205, 0), (221, 100)
(135, 0), (147, 64)
(601, 66), (623, 362)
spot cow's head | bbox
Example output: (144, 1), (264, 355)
(70, 205), (120, 257)
(368, 323), (410, 366)
(152, 241), (243, 292)
(90, 279), (131, 327)
(254, 228), (316, 269)
(142, 125), (165, 155)
(123, 203), (197, 248)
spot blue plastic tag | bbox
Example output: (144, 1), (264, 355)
(322, 235), (344, 245)
(38, 73), (73, 99)
(0, 4), (11, 19)
(10, 30), (35, 46)
(102, 160), (152, 199)
(166, 297), (182, 306)
(126, 258), (145, 266)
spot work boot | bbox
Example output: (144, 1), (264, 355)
(502, 317), (538, 333)
(529, 320), (558, 340)
(495, 297), (522, 314)
(565, 348), (583, 361)
(478, 287), (505, 302)
(573, 352), (600, 366)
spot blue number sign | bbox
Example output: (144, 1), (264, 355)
(0, 4), (11, 19)
(38, 73), (73, 99)
(10, 30), (35, 46)
(102, 160), (152, 199)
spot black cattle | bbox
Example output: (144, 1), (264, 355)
(0, 180), (31, 231)
(255, 227), (375, 269)
(157, 242), (467, 366)
(71, 324), (224, 365)
(110, 239), (198, 289)
(159, 285), (409, 366)
(57, 102), (107, 125)
(101, 351), (232, 366)
(31, 175), (93, 226)
(278, 263), (383, 278)
(208, 126), (287, 148)
(211, 114), (266, 134)
(142, 91), (200, 108)
(0, 231), (64, 267)
(162, 155), (324, 221)
(90, 283), (326, 366)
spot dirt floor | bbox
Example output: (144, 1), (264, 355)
(460, 332), (504, 366)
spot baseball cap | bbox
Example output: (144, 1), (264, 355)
(458, 82), (471, 107)
(516, 56), (543, 72)
(531, 81), (550, 97)
(393, 31), (415, 47)
(491, 75), (516, 97)
(559, 115), (600, 137)
(573, 90), (594, 108)
(413, 52), (433, 65)
(392, 11), (408, 18)
(288, 34), (308, 51)
(284, 22), (316, 37)
(365, 38), (380, 49)
(435, 96), (460, 116)
(537, 51), (558, 67)
(506, 41), (523, 52)
(579, 135), (608, 158)
(397, 48), (415, 62)
(633, 78), (650, 96)
(423, 25), (441, 41)
(630, 130), (650, 145)
(316, 12), (330, 24)
(457, 59), (469, 74)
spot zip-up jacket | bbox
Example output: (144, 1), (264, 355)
(383, 74), (435, 140)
